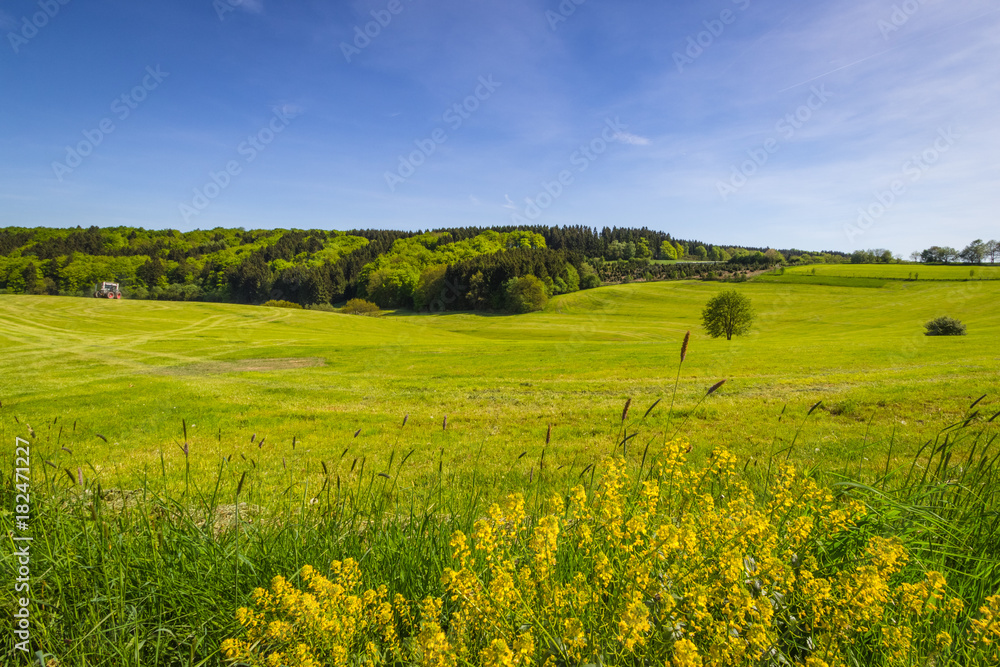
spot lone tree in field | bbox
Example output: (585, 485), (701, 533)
(701, 290), (755, 340)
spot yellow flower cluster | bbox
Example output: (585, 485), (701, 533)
(970, 594), (1000, 661)
(223, 440), (990, 666)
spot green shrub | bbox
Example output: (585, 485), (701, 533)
(504, 274), (547, 313)
(261, 299), (303, 309)
(342, 298), (382, 317)
(924, 316), (967, 336)
(580, 274), (601, 290)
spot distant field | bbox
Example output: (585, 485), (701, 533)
(2, 278), (998, 496)
(755, 273), (888, 288)
(784, 262), (1000, 280)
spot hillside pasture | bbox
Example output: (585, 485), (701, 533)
(783, 262), (1000, 280)
(1, 277), (997, 496)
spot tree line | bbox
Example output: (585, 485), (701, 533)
(910, 240), (999, 264)
(0, 225), (844, 312)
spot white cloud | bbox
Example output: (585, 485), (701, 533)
(614, 132), (650, 146)
(235, 0), (264, 14)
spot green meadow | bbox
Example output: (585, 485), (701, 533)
(1, 271), (997, 495)
(2, 267), (1000, 666)
(780, 262), (1000, 280)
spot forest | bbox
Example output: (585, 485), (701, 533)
(0, 225), (848, 311)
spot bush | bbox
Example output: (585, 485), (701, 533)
(262, 299), (303, 309)
(341, 298), (382, 317)
(580, 273), (601, 290)
(306, 303), (338, 312)
(504, 275), (548, 314)
(925, 316), (967, 336)
(125, 285), (149, 300)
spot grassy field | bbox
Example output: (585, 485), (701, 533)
(2, 271), (1000, 666)
(1, 274), (998, 496)
(781, 263), (1000, 280)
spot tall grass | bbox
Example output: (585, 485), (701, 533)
(1, 420), (604, 666)
(2, 395), (998, 665)
(833, 399), (1000, 607)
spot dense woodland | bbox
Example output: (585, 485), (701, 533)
(0, 225), (849, 312)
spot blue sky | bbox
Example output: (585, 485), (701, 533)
(1, 0), (997, 254)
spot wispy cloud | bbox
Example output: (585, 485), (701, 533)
(237, 0), (264, 14)
(1, 0), (996, 253)
(614, 132), (650, 146)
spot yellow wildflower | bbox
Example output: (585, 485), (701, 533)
(671, 638), (701, 667)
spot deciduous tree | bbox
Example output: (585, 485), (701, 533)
(960, 239), (986, 264)
(701, 290), (755, 341)
(504, 274), (547, 314)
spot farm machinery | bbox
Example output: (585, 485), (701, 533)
(93, 282), (122, 299)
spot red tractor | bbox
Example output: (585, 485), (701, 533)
(93, 282), (122, 299)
